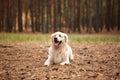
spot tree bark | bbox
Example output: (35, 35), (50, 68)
(18, 0), (23, 32)
(54, 0), (58, 32)
(118, 0), (120, 30)
(95, 0), (100, 32)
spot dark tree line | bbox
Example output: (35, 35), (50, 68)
(0, 0), (119, 33)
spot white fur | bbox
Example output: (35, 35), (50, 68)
(44, 32), (74, 66)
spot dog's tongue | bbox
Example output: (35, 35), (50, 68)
(54, 42), (59, 46)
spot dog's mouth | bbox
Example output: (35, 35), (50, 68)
(54, 38), (62, 46)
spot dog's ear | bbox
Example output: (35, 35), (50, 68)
(64, 33), (68, 43)
(51, 33), (54, 41)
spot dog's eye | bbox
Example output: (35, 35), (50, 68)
(59, 35), (61, 37)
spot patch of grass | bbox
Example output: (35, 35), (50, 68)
(69, 34), (120, 42)
(0, 33), (120, 43)
(0, 33), (50, 43)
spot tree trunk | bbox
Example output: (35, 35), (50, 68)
(6, 0), (13, 32)
(0, 0), (4, 32)
(82, 0), (85, 30)
(18, 0), (23, 32)
(70, 0), (75, 32)
(57, 0), (61, 32)
(54, 0), (58, 32)
(12, 0), (17, 32)
(118, 0), (120, 30)
(105, 0), (111, 32)
(35, 0), (40, 32)
(86, 0), (92, 33)
(24, 0), (29, 32)
(45, 0), (48, 33)
(42, 0), (45, 33)
(77, 0), (81, 33)
(95, 0), (100, 33)
(30, 0), (35, 32)
(99, 0), (103, 32)
(47, 0), (52, 33)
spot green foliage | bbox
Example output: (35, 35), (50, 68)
(0, 34), (119, 43)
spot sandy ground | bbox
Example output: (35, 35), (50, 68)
(0, 42), (120, 80)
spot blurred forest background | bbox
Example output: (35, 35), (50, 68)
(0, 0), (119, 33)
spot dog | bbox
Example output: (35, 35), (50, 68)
(44, 32), (74, 66)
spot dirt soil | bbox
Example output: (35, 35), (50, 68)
(0, 42), (120, 80)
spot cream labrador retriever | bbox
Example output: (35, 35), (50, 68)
(44, 32), (74, 66)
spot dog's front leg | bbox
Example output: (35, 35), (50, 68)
(60, 54), (70, 65)
(44, 55), (53, 66)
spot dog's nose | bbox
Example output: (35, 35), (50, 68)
(54, 37), (57, 40)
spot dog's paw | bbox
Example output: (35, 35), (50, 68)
(60, 62), (65, 65)
(44, 63), (49, 66)
(60, 61), (69, 65)
(44, 61), (50, 66)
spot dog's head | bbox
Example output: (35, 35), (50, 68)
(51, 32), (68, 47)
